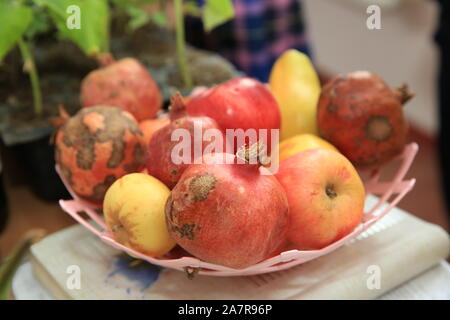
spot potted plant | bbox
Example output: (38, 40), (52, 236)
(0, 0), (237, 201)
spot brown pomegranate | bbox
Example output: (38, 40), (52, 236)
(55, 106), (146, 203)
(317, 71), (413, 169)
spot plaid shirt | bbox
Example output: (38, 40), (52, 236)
(185, 0), (310, 82)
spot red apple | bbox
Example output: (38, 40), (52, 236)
(275, 148), (365, 250)
(186, 77), (281, 153)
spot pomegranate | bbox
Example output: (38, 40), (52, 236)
(80, 57), (162, 121)
(317, 71), (413, 169)
(186, 77), (281, 154)
(146, 93), (224, 189)
(55, 106), (146, 203)
(165, 144), (289, 269)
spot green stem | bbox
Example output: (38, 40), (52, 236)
(174, 0), (192, 90)
(17, 38), (43, 116)
(0, 230), (45, 300)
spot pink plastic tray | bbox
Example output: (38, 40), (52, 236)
(58, 143), (418, 276)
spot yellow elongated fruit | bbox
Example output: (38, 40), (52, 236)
(104, 173), (175, 257)
(279, 133), (338, 162)
(269, 49), (321, 140)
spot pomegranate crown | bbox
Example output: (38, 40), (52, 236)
(395, 84), (414, 105)
(169, 92), (187, 120)
(236, 142), (269, 166)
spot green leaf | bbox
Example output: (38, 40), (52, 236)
(150, 11), (168, 28)
(126, 5), (150, 31)
(202, 0), (234, 32)
(185, 1), (202, 18)
(35, 0), (109, 56)
(0, 230), (45, 300)
(0, 0), (33, 62)
(25, 6), (51, 39)
(113, 0), (167, 30)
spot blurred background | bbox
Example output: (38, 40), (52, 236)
(0, 0), (448, 261)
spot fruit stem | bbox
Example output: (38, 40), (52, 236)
(325, 185), (337, 199)
(49, 104), (71, 130)
(169, 92), (187, 120)
(17, 38), (43, 116)
(395, 84), (414, 105)
(174, 0), (193, 90)
(97, 52), (116, 67)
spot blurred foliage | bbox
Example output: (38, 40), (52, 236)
(35, 0), (110, 57)
(24, 5), (51, 39)
(0, 0), (235, 114)
(111, 0), (168, 31)
(0, 229), (45, 300)
(202, 0), (234, 32)
(0, 0), (33, 62)
(0, 0), (236, 64)
(111, 0), (234, 33)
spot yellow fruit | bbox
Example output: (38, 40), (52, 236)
(103, 173), (175, 257)
(269, 49), (321, 140)
(279, 134), (337, 162)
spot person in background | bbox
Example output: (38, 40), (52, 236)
(185, 0), (311, 82)
(435, 0), (450, 215)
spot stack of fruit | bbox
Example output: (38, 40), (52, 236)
(55, 51), (413, 270)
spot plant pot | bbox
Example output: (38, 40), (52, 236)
(10, 134), (69, 201)
(0, 162), (8, 234)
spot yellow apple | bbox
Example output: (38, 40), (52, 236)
(103, 173), (175, 257)
(275, 149), (365, 250)
(269, 49), (321, 140)
(278, 133), (338, 162)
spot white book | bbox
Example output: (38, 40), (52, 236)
(27, 196), (450, 300)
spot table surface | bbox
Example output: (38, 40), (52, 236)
(12, 260), (450, 300)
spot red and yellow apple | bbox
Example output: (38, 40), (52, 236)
(275, 148), (365, 250)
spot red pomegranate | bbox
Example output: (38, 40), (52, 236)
(80, 57), (162, 121)
(165, 144), (289, 269)
(186, 77), (281, 154)
(146, 93), (225, 189)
